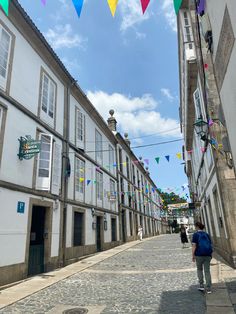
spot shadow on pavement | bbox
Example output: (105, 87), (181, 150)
(157, 284), (206, 314)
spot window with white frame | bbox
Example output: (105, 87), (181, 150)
(110, 179), (116, 201)
(180, 10), (195, 61)
(109, 145), (114, 173)
(95, 129), (102, 164)
(193, 88), (203, 119)
(75, 158), (85, 195)
(0, 106), (2, 130)
(96, 171), (103, 201)
(41, 72), (56, 120)
(51, 141), (62, 195)
(0, 26), (11, 90)
(76, 109), (85, 149)
(36, 134), (53, 191)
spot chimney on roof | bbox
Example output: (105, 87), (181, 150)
(107, 109), (117, 132)
(124, 133), (131, 147)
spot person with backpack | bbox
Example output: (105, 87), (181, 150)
(192, 221), (213, 294)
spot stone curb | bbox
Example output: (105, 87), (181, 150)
(0, 236), (158, 310)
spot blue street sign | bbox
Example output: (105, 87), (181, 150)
(17, 201), (25, 214)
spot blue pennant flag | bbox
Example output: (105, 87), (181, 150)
(72, 0), (84, 17)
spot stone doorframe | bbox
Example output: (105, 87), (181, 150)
(24, 197), (53, 277)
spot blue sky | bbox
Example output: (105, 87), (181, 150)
(18, 0), (188, 198)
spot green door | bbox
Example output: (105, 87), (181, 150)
(28, 206), (46, 276)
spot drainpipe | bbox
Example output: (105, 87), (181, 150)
(60, 82), (72, 267)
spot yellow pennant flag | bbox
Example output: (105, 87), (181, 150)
(176, 152), (182, 159)
(79, 178), (85, 182)
(107, 0), (118, 17)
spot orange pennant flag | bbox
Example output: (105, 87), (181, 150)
(107, 0), (118, 17)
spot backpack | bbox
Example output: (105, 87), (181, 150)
(197, 232), (213, 256)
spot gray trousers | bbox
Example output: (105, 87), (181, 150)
(195, 256), (212, 289)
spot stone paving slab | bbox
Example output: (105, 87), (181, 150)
(206, 306), (235, 314)
(206, 287), (232, 307)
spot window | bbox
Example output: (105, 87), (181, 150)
(95, 130), (102, 164)
(0, 26), (11, 90)
(119, 148), (123, 172)
(110, 179), (116, 201)
(111, 218), (117, 241)
(129, 212), (133, 236)
(75, 158), (85, 196)
(73, 212), (84, 246)
(182, 11), (193, 43)
(109, 145), (114, 173)
(36, 134), (53, 191)
(126, 156), (130, 179)
(76, 109), (85, 149)
(193, 88), (203, 119)
(41, 73), (56, 120)
(51, 141), (62, 195)
(96, 171), (103, 201)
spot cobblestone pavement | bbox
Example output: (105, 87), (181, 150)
(0, 235), (205, 314)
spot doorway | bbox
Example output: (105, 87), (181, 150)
(96, 216), (102, 252)
(121, 209), (126, 243)
(28, 206), (46, 276)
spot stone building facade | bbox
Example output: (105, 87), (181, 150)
(177, 0), (236, 266)
(0, 1), (162, 286)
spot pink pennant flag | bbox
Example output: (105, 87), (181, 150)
(144, 159), (149, 165)
(140, 0), (150, 14)
(208, 119), (214, 127)
(41, 0), (46, 5)
(201, 147), (206, 153)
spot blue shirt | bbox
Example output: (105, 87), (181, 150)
(192, 231), (212, 256)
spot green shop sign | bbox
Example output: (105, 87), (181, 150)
(18, 136), (41, 160)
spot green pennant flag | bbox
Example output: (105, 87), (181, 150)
(155, 157), (160, 164)
(173, 0), (182, 14)
(0, 0), (9, 16)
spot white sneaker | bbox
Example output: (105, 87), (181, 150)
(198, 285), (205, 292)
(206, 289), (212, 294)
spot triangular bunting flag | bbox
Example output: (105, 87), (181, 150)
(140, 0), (150, 14)
(165, 155), (170, 162)
(176, 152), (182, 159)
(107, 0), (118, 17)
(0, 0), (9, 16)
(173, 0), (182, 14)
(72, 0), (84, 18)
(155, 157), (160, 164)
(87, 180), (91, 186)
(79, 178), (85, 182)
(41, 0), (46, 5)
(144, 158), (149, 165)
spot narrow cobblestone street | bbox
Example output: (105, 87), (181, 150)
(0, 235), (206, 314)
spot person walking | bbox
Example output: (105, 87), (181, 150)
(180, 225), (188, 248)
(138, 225), (143, 241)
(192, 222), (213, 294)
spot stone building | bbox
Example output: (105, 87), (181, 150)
(177, 0), (236, 266)
(107, 110), (162, 243)
(0, 0), (162, 286)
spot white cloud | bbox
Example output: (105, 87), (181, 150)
(44, 24), (87, 50)
(87, 90), (181, 138)
(61, 57), (80, 74)
(161, 88), (175, 102)
(162, 0), (177, 32)
(119, 0), (151, 32)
